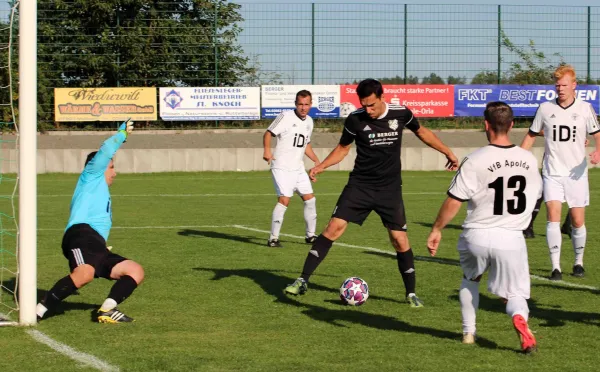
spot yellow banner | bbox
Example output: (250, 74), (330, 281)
(54, 87), (157, 122)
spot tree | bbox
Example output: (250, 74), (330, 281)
(471, 71), (499, 84)
(36, 0), (252, 124)
(447, 75), (466, 84)
(421, 73), (444, 84)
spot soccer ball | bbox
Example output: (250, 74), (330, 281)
(339, 102), (357, 118)
(339, 277), (369, 306)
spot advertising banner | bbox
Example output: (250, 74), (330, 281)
(261, 85), (340, 118)
(454, 85), (600, 117)
(339, 85), (454, 117)
(160, 87), (260, 120)
(54, 87), (157, 122)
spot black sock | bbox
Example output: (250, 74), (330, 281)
(300, 234), (333, 282)
(107, 275), (138, 305)
(396, 249), (416, 297)
(42, 275), (78, 310)
(528, 197), (543, 229)
(563, 213), (572, 228)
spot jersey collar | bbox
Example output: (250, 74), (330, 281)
(488, 144), (516, 149)
(294, 109), (307, 121)
(377, 103), (389, 120)
(555, 97), (576, 110)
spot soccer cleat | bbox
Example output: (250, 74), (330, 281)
(572, 264), (585, 278)
(406, 294), (424, 308)
(284, 278), (307, 295)
(561, 222), (572, 238)
(523, 228), (535, 239)
(512, 315), (537, 354)
(97, 308), (134, 323)
(462, 333), (476, 345)
(549, 269), (562, 281)
(267, 239), (282, 248)
(305, 235), (317, 244)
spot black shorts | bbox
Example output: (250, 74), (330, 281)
(332, 184), (407, 231)
(61, 223), (127, 279)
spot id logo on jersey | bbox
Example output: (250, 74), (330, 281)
(552, 125), (577, 142)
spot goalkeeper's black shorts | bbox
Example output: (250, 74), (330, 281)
(61, 223), (127, 279)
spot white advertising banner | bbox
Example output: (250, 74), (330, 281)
(261, 85), (340, 118)
(160, 87), (260, 120)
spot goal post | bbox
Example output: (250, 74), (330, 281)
(18, 0), (37, 326)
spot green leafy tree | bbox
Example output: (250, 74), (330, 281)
(35, 0), (252, 125)
(421, 73), (444, 84)
(471, 71), (499, 84)
(447, 75), (466, 84)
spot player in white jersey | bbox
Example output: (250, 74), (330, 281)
(521, 65), (600, 280)
(427, 102), (542, 353)
(263, 90), (320, 247)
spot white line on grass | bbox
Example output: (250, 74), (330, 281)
(26, 329), (120, 372)
(36, 225), (232, 231)
(231, 224), (600, 292)
(12, 192), (443, 198)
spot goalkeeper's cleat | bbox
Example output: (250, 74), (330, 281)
(284, 278), (307, 295)
(462, 333), (476, 345)
(97, 308), (134, 323)
(267, 239), (282, 248)
(305, 235), (317, 244)
(512, 315), (537, 354)
(406, 294), (424, 308)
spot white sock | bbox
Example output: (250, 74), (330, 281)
(506, 296), (529, 321)
(36, 303), (48, 318)
(459, 278), (479, 334)
(100, 298), (117, 311)
(572, 225), (586, 266)
(303, 197), (317, 238)
(270, 203), (287, 240)
(546, 222), (562, 272)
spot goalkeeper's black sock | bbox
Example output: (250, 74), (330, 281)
(300, 234), (333, 282)
(39, 275), (78, 316)
(528, 196), (544, 230)
(396, 249), (416, 297)
(105, 275), (138, 308)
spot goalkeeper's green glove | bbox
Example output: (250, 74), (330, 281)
(118, 118), (134, 139)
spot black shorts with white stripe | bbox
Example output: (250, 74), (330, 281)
(61, 223), (127, 279)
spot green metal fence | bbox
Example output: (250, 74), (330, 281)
(2, 2), (599, 129)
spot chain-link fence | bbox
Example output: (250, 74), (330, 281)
(1, 2), (599, 129)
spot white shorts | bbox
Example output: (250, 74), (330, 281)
(543, 174), (589, 208)
(458, 228), (530, 299)
(271, 168), (314, 197)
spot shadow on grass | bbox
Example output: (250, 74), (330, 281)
(178, 229), (266, 247)
(449, 291), (600, 328)
(413, 221), (463, 231)
(1, 277), (97, 321)
(363, 250), (461, 267)
(193, 267), (506, 350)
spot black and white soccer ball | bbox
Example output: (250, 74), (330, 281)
(339, 277), (369, 306)
(339, 102), (357, 118)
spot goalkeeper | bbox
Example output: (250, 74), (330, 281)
(36, 119), (144, 323)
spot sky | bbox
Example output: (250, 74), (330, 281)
(238, 0), (598, 5)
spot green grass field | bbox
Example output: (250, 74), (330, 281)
(1, 170), (600, 371)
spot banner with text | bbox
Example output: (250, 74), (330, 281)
(261, 85), (340, 118)
(160, 87), (260, 120)
(339, 85), (454, 117)
(454, 85), (600, 117)
(54, 87), (157, 122)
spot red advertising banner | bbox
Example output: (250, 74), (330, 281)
(340, 85), (454, 117)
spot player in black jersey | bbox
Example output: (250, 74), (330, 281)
(284, 79), (459, 307)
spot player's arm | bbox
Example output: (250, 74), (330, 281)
(522, 107), (543, 150)
(585, 104), (600, 164)
(427, 196), (463, 256)
(262, 130), (275, 164)
(304, 142), (320, 166)
(84, 119), (133, 174)
(308, 144), (350, 182)
(412, 126), (459, 170)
